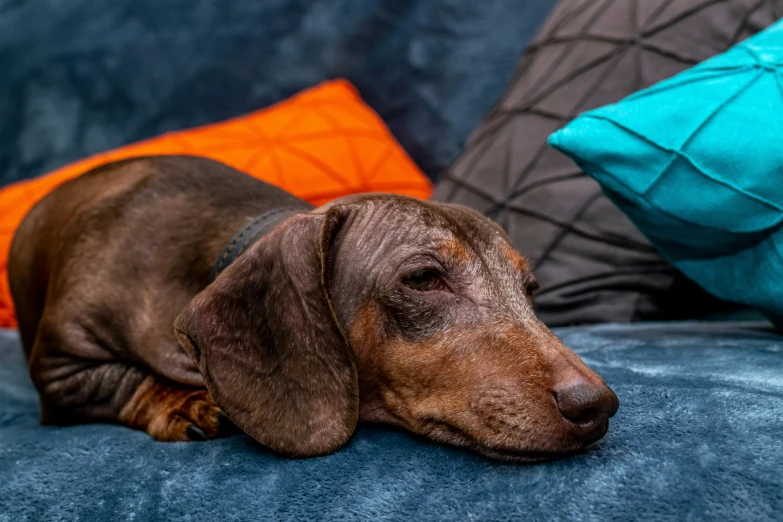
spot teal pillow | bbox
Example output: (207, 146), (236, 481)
(548, 19), (783, 327)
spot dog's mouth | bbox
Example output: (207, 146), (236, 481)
(419, 418), (596, 464)
(365, 405), (606, 463)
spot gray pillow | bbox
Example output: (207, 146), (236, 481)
(433, 0), (782, 326)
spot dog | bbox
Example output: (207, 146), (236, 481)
(9, 155), (618, 461)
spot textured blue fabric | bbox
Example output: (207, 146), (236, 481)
(2, 323), (782, 521)
(0, 0), (555, 183)
(549, 20), (783, 327)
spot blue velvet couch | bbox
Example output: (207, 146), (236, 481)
(1, 1), (781, 520)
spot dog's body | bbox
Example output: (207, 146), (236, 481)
(10, 155), (618, 461)
(10, 156), (308, 439)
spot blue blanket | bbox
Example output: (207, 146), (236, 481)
(0, 0), (555, 184)
(2, 322), (781, 521)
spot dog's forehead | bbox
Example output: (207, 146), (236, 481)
(343, 197), (525, 271)
(345, 197), (490, 239)
(424, 201), (523, 266)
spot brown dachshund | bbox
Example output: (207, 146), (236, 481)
(9, 155), (618, 461)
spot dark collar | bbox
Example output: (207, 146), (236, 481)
(209, 207), (304, 283)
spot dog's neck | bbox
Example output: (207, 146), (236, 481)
(209, 207), (304, 282)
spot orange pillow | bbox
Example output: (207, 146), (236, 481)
(0, 79), (431, 327)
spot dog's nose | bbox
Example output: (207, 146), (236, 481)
(554, 381), (619, 444)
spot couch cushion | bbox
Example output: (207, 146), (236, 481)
(432, 0), (782, 326)
(0, 80), (431, 328)
(550, 18), (783, 328)
(1, 322), (781, 520)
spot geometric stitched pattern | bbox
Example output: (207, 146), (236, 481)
(433, 0), (782, 326)
(0, 79), (432, 327)
(549, 18), (783, 326)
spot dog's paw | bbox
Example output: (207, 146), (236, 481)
(155, 389), (239, 442)
(121, 378), (240, 442)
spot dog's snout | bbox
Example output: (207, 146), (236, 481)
(555, 381), (618, 422)
(554, 380), (619, 444)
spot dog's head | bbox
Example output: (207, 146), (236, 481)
(174, 195), (618, 461)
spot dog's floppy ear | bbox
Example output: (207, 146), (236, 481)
(173, 208), (358, 457)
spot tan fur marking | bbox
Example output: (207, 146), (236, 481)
(502, 243), (529, 272)
(119, 376), (227, 441)
(349, 304), (601, 458)
(437, 238), (473, 265)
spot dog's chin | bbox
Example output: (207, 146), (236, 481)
(421, 420), (604, 464)
(470, 443), (585, 464)
(361, 408), (606, 463)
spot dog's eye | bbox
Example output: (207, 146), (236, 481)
(403, 270), (443, 291)
(525, 280), (540, 297)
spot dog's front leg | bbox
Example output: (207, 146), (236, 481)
(29, 319), (236, 441)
